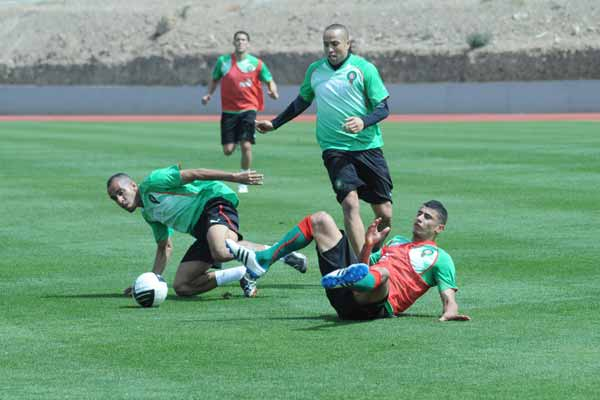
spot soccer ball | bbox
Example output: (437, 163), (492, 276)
(132, 272), (168, 308)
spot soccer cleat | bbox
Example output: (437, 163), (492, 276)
(225, 239), (266, 279)
(239, 274), (258, 298)
(238, 184), (248, 193)
(282, 252), (308, 273)
(321, 263), (369, 289)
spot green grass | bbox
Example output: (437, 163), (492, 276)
(1, 120), (599, 399)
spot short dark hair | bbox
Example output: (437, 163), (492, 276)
(233, 30), (250, 41)
(423, 200), (448, 225)
(324, 23), (349, 39)
(106, 172), (131, 189)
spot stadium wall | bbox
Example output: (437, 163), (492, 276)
(1, 80), (600, 115)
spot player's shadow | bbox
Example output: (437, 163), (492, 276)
(256, 283), (322, 290)
(271, 312), (438, 330)
(44, 293), (125, 299)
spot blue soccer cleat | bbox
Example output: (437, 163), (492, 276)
(321, 263), (369, 289)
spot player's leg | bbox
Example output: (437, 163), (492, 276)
(371, 201), (393, 248)
(221, 112), (238, 157)
(236, 111), (256, 193)
(240, 140), (252, 170)
(320, 261), (391, 318)
(322, 149), (367, 256)
(173, 236), (247, 296)
(172, 259), (216, 296)
(341, 191), (365, 255)
(356, 147), (394, 248)
(226, 211), (339, 278)
(187, 199), (256, 296)
(223, 143), (236, 156)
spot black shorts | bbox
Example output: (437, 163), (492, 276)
(220, 111), (257, 145)
(317, 231), (391, 320)
(322, 147), (393, 204)
(181, 198), (242, 265)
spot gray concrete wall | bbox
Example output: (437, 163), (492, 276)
(1, 80), (599, 115)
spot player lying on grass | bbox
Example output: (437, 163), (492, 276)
(106, 164), (306, 298)
(226, 200), (470, 321)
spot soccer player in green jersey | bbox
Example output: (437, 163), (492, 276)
(202, 31), (279, 194)
(107, 165), (306, 298)
(227, 200), (470, 321)
(256, 24), (393, 256)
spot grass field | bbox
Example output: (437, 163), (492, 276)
(1, 120), (599, 399)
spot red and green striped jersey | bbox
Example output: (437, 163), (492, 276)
(212, 53), (273, 113)
(369, 235), (457, 314)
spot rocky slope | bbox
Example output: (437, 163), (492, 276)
(0, 0), (599, 84)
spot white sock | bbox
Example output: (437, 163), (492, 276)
(215, 266), (246, 286)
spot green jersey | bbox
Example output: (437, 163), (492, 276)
(299, 54), (389, 151)
(138, 165), (239, 242)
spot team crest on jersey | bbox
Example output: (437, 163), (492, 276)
(409, 246), (438, 273)
(346, 71), (357, 85)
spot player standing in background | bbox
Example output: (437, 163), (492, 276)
(255, 24), (393, 256)
(202, 31), (279, 194)
(106, 164), (306, 298)
(226, 200), (470, 321)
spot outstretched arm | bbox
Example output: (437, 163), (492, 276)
(256, 95), (312, 133)
(180, 168), (263, 185)
(123, 238), (173, 296)
(358, 217), (391, 264)
(439, 288), (471, 322)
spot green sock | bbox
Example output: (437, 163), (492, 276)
(256, 226), (311, 268)
(351, 269), (382, 292)
(351, 273), (377, 292)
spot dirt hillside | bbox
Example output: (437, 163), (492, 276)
(1, 0), (599, 84)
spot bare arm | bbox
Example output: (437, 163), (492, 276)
(439, 288), (471, 322)
(152, 238), (173, 275)
(358, 217), (391, 264)
(123, 238), (173, 296)
(179, 168), (263, 185)
(202, 79), (219, 105)
(266, 80), (279, 100)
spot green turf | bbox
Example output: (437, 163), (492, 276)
(1, 120), (598, 399)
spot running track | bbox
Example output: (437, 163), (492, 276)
(1, 114), (600, 122)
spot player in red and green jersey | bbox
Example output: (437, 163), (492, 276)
(256, 24), (393, 256)
(226, 200), (470, 321)
(106, 165), (306, 299)
(202, 31), (279, 194)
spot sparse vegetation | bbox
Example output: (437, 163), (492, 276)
(466, 31), (493, 49)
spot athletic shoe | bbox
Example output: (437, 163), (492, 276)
(225, 239), (266, 279)
(321, 263), (369, 289)
(239, 275), (257, 298)
(282, 252), (308, 273)
(238, 184), (248, 193)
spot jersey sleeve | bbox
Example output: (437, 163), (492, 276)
(369, 235), (409, 265)
(369, 249), (382, 265)
(259, 61), (273, 82)
(147, 220), (173, 243)
(363, 62), (389, 108)
(432, 250), (458, 292)
(142, 165), (183, 191)
(211, 56), (225, 81)
(299, 61), (321, 103)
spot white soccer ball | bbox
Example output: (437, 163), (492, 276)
(132, 272), (168, 308)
